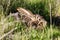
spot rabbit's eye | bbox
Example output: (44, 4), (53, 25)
(39, 24), (40, 26)
(37, 17), (38, 18)
(39, 19), (41, 21)
(41, 22), (43, 24)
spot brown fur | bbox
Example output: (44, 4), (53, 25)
(14, 7), (47, 29)
(35, 14), (47, 29)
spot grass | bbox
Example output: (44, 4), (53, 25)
(0, 0), (60, 40)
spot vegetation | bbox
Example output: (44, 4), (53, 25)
(0, 0), (60, 40)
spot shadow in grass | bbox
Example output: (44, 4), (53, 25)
(52, 16), (60, 28)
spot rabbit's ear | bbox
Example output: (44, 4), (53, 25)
(17, 7), (23, 12)
(17, 7), (22, 11)
(17, 7), (20, 11)
(27, 10), (34, 15)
